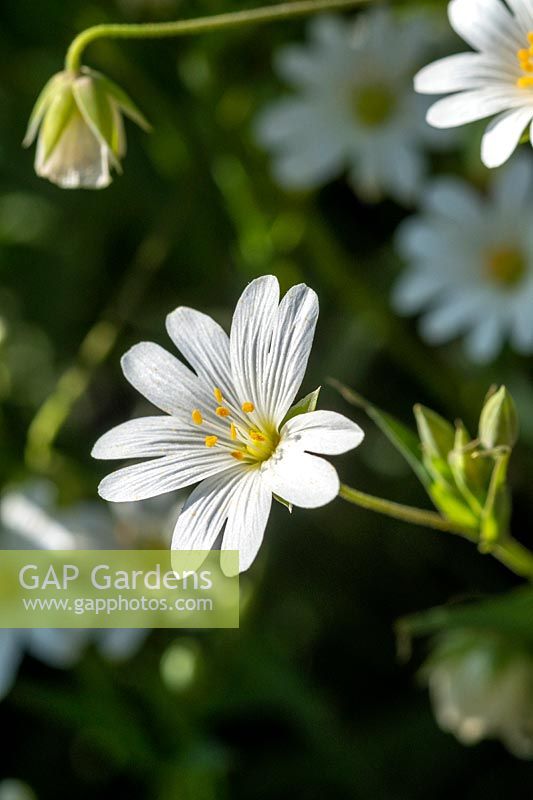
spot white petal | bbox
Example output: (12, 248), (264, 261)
(481, 107), (533, 167)
(92, 417), (203, 460)
(171, 467), (245, 559)
(492, 150), (533, 207)
(506, 0), (533, 31)
(426, 89), (522, 129)
(392, 269), (449, 314)
(98, 451), (233, 502)
(261, 445), (340, 508)
(230, 275), (279, 417)
(121, 342), (208, 417)
(221, 469), (272, 576)
(27, 629), (86, 668)
(464, 316), (504, 362)
(448, 0), (523, 55)
(281, 410), (364, 455)
(264, 283), (319, 422)
(0, 631), (22, 699)
(419, 294), (484, 344)
(415, 53), (517, 95)
(36, 109), (111, 189)
(97, 629), (148, 661)
(422, 178), (484, 225)
(165, 307), (233, 398)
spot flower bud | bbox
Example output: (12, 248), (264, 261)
(414, 405), (455, 463)
(23, 68), (150, 189)
(479, 386), (519, 450)
(423, 630), (533, 759)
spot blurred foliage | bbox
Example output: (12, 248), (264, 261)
(2, 0), (533, 798)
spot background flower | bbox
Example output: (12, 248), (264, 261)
(392, 155), (533, 362)
(255, 9), (451, 203)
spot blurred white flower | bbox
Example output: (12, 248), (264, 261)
(0, 481), (174, 697)
(416, 0), (533, 168)
(24, 68), (150, 189)
(392, 155), (533, 362)
(93, 275), (364, 576)
(0, 779), (36, 800)
(424, 631), (533, 758)
(255, 10), (449, 203)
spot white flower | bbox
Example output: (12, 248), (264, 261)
(255, 10), (448, 203)
(92, 275), (364, 576)
(425, 631), (533, 758)
(415, 0), (533, 168)
(0, 481), (157, 698)
(392, 155), (533, 362)
(24, 68), (149, 189)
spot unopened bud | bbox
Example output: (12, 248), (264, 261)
(479, 386), (519, 450)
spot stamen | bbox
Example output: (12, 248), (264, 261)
(249, 430), (266, 442)
(230, 422), (237, 441)
(214, 387), (224, 403)
(517, 34), (533, 86)
(216, 406), (230, 417)
(192, 409), (203, 425)
(205, 435), (218, 448)
(231, 451), (244, 460)
(242, 401), (255, 413)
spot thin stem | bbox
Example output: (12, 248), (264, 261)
(339, 484), (533, 580)
(338, 484), (478, 540)
(65, 0), (367, 72)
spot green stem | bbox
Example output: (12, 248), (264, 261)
(65, 0), (367, 73)
(339, 484), (533, 579)
(338, 484), (477, 539)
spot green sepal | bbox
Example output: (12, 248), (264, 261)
(414, 404), (456, 485)
(83, 67), (152, 132)
(428, 481), (480, 529)
(281, 386), (321, 427)
(39, 83), (76, 164)
(72, 76), (121, 171)
(448, 422), (490, 516)
(23, 71), (67, 148)
(479, 451), (511, 547)
(330, 381), (432, 490)
(274, 494), (293, 513)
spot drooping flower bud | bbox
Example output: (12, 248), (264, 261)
(422, 629), (533, 759)
(479, 386), (519, 450)
(23, 68), (150, 189)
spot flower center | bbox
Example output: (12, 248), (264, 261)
(516, 33), (533, 87)
(192, 387), (279, 464)
(484, 247), (526, 287)
(352, 84), (396, 127)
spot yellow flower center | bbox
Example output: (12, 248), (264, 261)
(192, 387), (279, 463)
(516, 33), (533, 87)
(485, 247), (526, 287)
(353, 84), (396, 127)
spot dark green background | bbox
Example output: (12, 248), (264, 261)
(1, 0), (532, 797)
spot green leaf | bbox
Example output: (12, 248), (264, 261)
(330, 380), (432, 490)
(83, 68), (152, 131)
(397, 586), (533, 653)
(281, 386), (321, 426)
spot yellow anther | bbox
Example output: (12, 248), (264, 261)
(231, 451), (245, 460)
(205, 435), (218, 448)
(249, 430), (266, 442)
(242, 401), (255, 413)
(192, 409), (203, 425)
(519, 48), (530, 60)
(216, 406), (230, 418)
(528, 32), (533, 43)
(518, 76), (533, 88)
(214, 387), (223, 403)
(230, 422), (237, 441)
